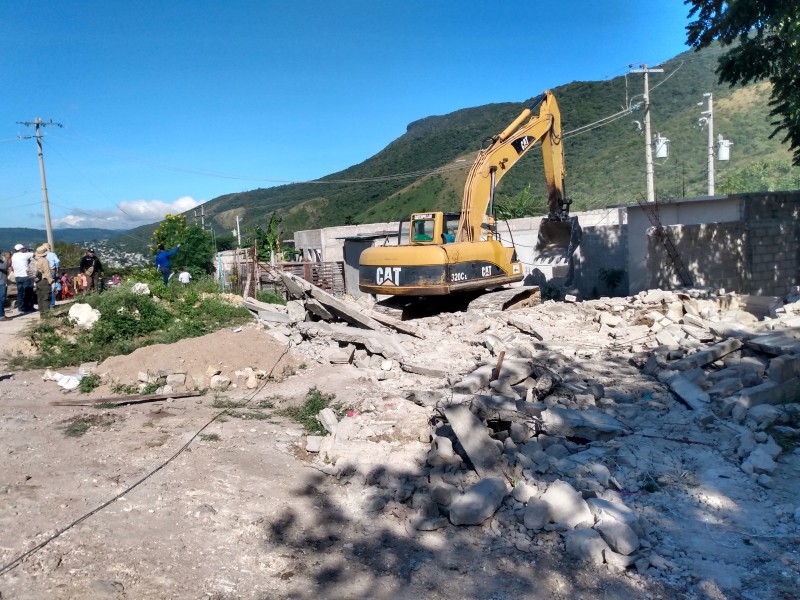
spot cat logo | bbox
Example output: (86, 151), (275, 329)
(376, 266), (401, 286)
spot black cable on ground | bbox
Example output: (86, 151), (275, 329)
(0, 339), (292, 578)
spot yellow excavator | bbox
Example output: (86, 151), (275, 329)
(359, 90), (581, 296)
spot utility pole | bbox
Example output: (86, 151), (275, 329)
(235, 215), (241, 247)
(17, 118), (62, 248)
(699, 93), (714, 195)
(630, 64), (663, 203)
(193, 206), (205, 227)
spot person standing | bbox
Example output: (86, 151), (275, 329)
(11, 244), (34, 312)
(45, 243), (60, 308)
(79, 248), (104, 292)
(0, 250), (10, 321)
(155, 243), (181, 285)
(177, 266), (191, 284)
(33, 245), (54, 317)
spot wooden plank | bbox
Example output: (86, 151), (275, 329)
(49, 390), (201, 407)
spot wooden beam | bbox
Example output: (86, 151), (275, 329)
(49, 390), (202, 407)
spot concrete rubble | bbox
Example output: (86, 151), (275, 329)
(239, 274), (800, 595)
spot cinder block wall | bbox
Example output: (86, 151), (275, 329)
(647, 222), (747, 292)
(648, 192), (800, 296)
(574, 224), (628, 298)
(743, 193), (800, 295)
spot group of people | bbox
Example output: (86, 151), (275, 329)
(0, 245), (104, 320)
(1, 241), (190, 321)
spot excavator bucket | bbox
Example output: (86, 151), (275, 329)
(532, 216), (582, 284)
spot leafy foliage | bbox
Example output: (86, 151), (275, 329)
(25, 279), (251, 368)
(686, 0), (800, 164)
(151, 214), (215, 276)
(495, 184), (549, 220)
(719, 158), (800, 193)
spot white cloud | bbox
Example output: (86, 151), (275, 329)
(53, 196), (202, 230)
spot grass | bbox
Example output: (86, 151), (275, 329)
(199, 433), (221, 442)
(255, 290), (287, 305)
(22, 279), (253, 369)
(78, 373), (101, 394)
(279, 387), (336, 434)
(62, 415), (115, 438)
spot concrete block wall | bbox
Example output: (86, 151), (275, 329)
(742, 193), (800, 295)
(647, 222), (747, 292)
(575, 224), (629, 298)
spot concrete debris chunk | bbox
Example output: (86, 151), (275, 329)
(541, 480), (593, 530)
(540, 407), (627, 441)
(447, 477), (508, 526)
(563, 528), (609, 564)
(444, 404), (502, 478)
(595, 517), (640, 556)
(400, 361), (448, 378)
(523, 498), (550, 531)
(316, 407), (339, 434)
(68, 303), (101, 330)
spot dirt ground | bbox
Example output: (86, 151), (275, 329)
(0, 314), (645, 600)
(0, 298), (798, 599)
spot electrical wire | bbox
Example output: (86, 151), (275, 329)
(0, 338), (293, 578)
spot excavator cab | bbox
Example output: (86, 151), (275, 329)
(408, 212), (460, 245)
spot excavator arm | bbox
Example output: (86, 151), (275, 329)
(456, 90), (566, 243)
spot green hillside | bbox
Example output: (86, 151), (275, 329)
(114, 43), (799, 253)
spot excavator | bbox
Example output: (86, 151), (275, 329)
(359, 90), (581, 296)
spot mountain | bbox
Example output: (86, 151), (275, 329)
(114, 43), (799, 253)
(0, 227), (124, 251)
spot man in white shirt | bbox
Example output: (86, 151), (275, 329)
(177, 267), (191, 284)
(10, 244), (34, 312)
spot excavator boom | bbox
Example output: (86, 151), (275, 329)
(359, 90), (581, 296)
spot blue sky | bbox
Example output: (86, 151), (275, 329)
(1, 1), (693, 230)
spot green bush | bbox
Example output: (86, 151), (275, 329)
(24, 279), (252, 369)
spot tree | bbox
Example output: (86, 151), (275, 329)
(686, 1), (800, 164)
(246, 212), (282, 263)
(151, 214), (215, 276)
(495, 184), (548, 220)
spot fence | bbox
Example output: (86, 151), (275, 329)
(219, 249), (345, 297)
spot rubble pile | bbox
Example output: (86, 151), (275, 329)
(243, 275), (800, 593)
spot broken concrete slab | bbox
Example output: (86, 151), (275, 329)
(444, 404), (502, 478)
(540, 407), (627, 441)
(667, 338), (744, 371)
(503, 315), (545, 341)
(298, 322), (408, 360)
(304, 298), (334, 321)
(746, 331), (800, 356)
(734, 377), (800, 409)
(467, 286), (541, 312)
(400, 361), (448, 378)
(667, 373), (711, 410)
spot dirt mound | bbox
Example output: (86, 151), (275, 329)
(97, 324), (299, 387)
